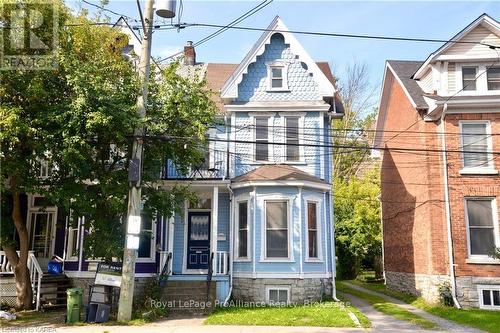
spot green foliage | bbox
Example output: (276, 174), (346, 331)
(132, 277), (167, 322)
(334, 169), (381, 279)
(0, 1), (217, 260)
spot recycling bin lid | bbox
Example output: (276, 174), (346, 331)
(66, 287), (83, 295)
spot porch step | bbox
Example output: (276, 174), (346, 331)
(39, 273), (71, 309)
(160, 281), (216, 314)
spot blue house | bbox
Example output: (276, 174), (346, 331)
(160, 16), (343, 305)
(0, 17), (342, 309)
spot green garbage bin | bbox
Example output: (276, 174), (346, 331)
(66, 288), (83, 324)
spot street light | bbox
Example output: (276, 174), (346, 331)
(117, 0), (176, 322)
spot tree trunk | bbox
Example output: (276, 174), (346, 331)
(5, 176), (33, 310)
(374, 253), (384, 280)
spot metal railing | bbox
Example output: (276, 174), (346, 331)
(0, 251), (43, 310)
(163, 149), (226, 180)
(158, 251), (172, 286)
(215, 251), (229, 275)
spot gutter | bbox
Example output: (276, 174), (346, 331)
(439, 103), (461, 309)
(223, 184), (234, 304)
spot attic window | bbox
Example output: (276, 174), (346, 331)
(266, 61), (289, 91)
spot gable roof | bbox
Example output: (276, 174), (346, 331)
(413, 13), (500, 79)
(232, 164), (330, 188)
(220, 16), (335, 100)
(387, 60), (427, 110)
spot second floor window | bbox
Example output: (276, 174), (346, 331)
(465, 198), (498, 257)
(255, 117), (269, 161)
(286, 117), (300, 161)
(487, 67), (500, 90)
(461, 122), (492, 169)
(462, 67), (477, 91)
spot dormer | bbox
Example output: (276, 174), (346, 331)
(413, 14), (500, 96)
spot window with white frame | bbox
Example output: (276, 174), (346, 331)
(255, 116), (269, 161)
(66, 217), (82, 260)
(285, 117), (300, 161)
(487, 67), (500, 90)
(265, 201), (289, 258)
(465, 198), (498, 257)
(478, 286), (500, 309)
(462, 67), (477, 91)
(138, 214), (156, 260)
(266, 286), (290, 305)
(236, 201), (249, 259)
(460, 122), (492, 169)
(266, 61), (288, 91)
(307, 202), (319, 259)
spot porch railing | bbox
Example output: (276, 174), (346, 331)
(215, 251), (228, 275)
(0, 251), (43, 310)
(162, 149), (226, 180)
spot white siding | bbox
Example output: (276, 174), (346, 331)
(448, 62), (456, 94)
(418, 69), (434, 93)
(444, 25), (500, 58)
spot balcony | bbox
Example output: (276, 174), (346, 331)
(162, 149), (227, 180)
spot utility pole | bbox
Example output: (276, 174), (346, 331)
(117, 0), (155, 322)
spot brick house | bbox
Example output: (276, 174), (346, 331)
(374, 14), (500, 309)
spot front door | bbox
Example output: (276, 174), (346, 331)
(186, 212), (211, 270)
(28, 210), (56, 268)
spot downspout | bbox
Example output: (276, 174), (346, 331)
(224, 184), (234, 304)
(329, 190), (339, 301)
(440, 103), (461, 308)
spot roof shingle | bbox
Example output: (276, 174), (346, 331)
(232, 164), (329, 185)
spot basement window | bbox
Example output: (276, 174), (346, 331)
(478, 286), (500, 310)
(266, 286), (290, 305)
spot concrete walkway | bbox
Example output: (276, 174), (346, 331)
(341, 282), (484, 333)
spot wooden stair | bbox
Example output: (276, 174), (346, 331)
(160, 280), (216, 314)
(38, 273), (72, 309)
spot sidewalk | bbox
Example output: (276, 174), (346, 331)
(341, 282), (484, 333)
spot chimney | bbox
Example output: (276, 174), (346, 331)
(183, 41), (196, 65)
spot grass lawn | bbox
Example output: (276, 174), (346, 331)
(204, 300), (370, 328)
(0, 309), (64, 327)
(337, 281), (437, 329)
(350, 279), (500, 333)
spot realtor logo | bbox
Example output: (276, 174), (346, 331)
(0, 0), (58, 70)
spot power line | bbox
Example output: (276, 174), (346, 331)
(82, 0), (140, 24)
(158, 0), (274, 63)
(153, 21), (500, 50)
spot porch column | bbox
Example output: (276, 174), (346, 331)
(167, 216), (174, 274)
(211, 186), (219, 275)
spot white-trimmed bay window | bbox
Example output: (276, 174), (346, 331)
(460, 121), (494, 172)
(236, 201), (250, 260)
(264, 200), (290, 259)
(487, 67), (500, 90)
(465, 198), (499, 259)
(462, 67), (477, 91)
(306, 201), (320, 260)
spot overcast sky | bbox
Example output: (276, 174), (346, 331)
(74, 0), (500, 98)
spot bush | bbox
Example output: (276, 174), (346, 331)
(438, 282), (454, 307)
(132, 277), (167, 322)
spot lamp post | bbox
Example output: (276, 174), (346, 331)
(117, 0), (176, 322)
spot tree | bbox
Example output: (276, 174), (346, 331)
(332, 62), (382, 279)
(0, 1), (216, 309)
(334, 168), (381, 279)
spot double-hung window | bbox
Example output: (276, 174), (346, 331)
(462, 67), (477, 91)
(286, 117), (300, 161)
(307, 202), (319, 259)
(465, 198), (498, 257)
(236, 201), (249, 259)
(270, 66), (284, 89)
(460, 122), (492, 170)
(255, 117), (269, 161)
(487, 67), (500, 90)
(265, 201), (289, 258)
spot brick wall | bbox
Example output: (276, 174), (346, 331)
(380, 71), (500, 304)
(380, 73), (448, 278)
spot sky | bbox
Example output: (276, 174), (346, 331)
(72, 0), (500, 95)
